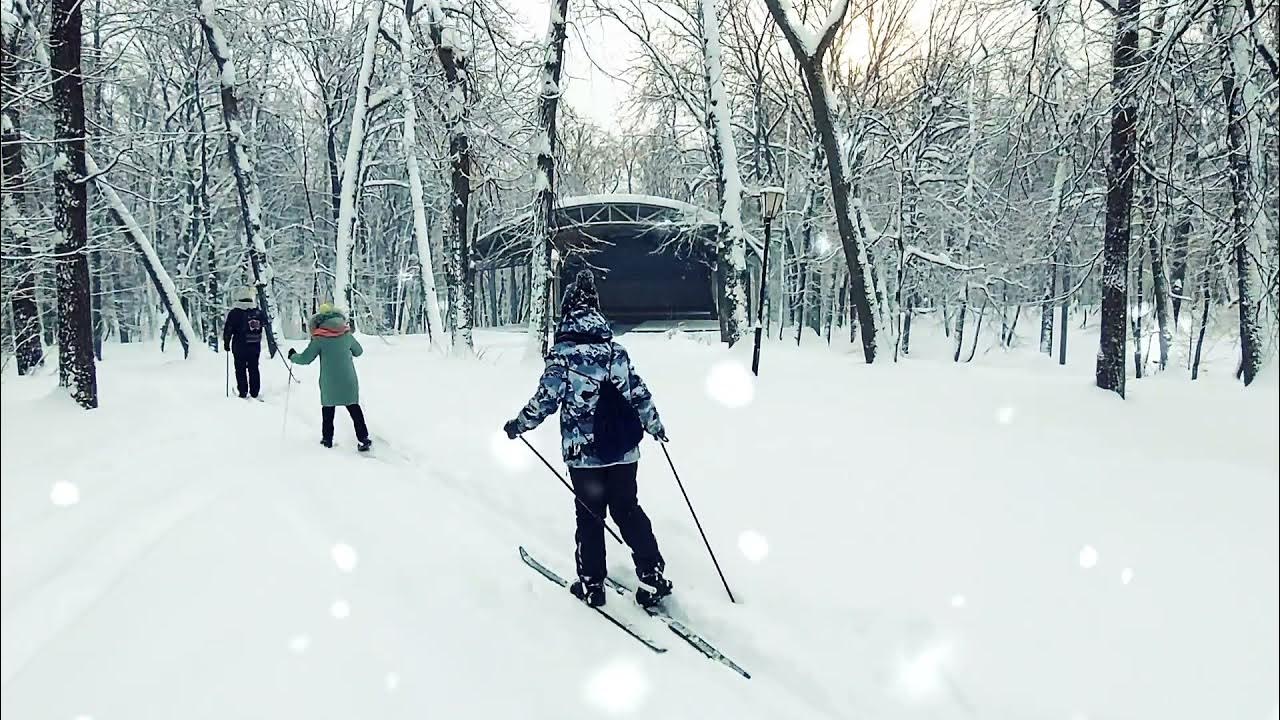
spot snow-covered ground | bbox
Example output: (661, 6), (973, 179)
(2, 320), (1277, 720)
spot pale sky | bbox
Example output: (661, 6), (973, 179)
(508, 0), (638, 130)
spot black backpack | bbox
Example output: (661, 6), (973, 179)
(245, 312), (264, 344)
(568, 350), (643, 463)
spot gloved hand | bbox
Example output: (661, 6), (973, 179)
(287, 348), (296, 360)
(223, 341), (231, 352)
(503, 420), (521, 440)
(653, 427), (669, 443)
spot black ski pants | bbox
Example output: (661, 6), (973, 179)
(232, 344), (261, 398)
(569, 462), (664, 586)
(322, 404), (369, 443)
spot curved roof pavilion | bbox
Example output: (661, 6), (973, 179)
(475, 194), (761, 327)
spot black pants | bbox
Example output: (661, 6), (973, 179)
(232, 344), (261, 397)
(569, 462), (664, 586)
(322, 404), (369, 443)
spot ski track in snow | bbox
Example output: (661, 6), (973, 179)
(2, 325), (1277, 720)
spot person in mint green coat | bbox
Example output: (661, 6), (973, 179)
(288, 304), (372, 451)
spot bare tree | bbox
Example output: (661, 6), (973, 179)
(423, 0), (475, 352)
(334, 0), (384, 320)
(1, 5), (44, 374)
(196, 0), (281, 357)
(699, 0), (750, 345)
(1215, 0), (1266, 385)
(50, 0), (97, 408)
(400, 0), (445, 348)
(1096, 0), (1140, 397)
(763, 0), (879, 362)
(526, 0), (570, 356)
(87, 154), (198, 356)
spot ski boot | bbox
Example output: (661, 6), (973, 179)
(320, 439), (333, 449)
(635, 569), (673, 608)
(569, 580), (606, 608)
(357, 438), (373, 453)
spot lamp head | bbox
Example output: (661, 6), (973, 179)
(759, 186), (786, 221)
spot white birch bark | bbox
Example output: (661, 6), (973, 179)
(398, 6), (445, 349)
(525, 0), (569, 357)
(700, 0), (749, 345)
(334, 0), (385, 317)
(87, 154), (198, 356)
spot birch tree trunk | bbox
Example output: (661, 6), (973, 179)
(1095, 0), (1140, 397)
(87, 154), (197, 356)
(195, 0), (280, 357)
(701, 0), (749, 346)
(400, 0), (445, 349)
(334, 0), (384, 321)
(50, 0), (98, 408)
(762, 0), (878, 362)
(527, 0), (570, 356)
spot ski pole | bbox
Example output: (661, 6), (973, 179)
(660, 443), (737, 604)
(277, 346), (299, 383)
(281, 358), (292, 440)
(225, 350), (230, 398)
(519, 436), (623, 544)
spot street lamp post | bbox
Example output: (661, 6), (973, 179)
(752, 186), (786, 376)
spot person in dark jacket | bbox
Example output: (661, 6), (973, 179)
(288, 304), (371, 451)
(223, 287), (267, 399)
(504, 270), (671, 608)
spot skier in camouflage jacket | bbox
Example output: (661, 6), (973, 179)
(504, 269), (672, 608)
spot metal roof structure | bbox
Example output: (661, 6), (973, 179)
(475, 193), (759, 268)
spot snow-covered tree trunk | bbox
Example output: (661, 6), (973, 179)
(194, 89), (220, 350)
(700, 0), (749, 346)
(1038, 259), (1056, 355)
(1040, 149), (1072, 357)
(335, 0), (384, 321)
(1, 15), (45, 374)
(50, 0), (97, 408)
(87, 154), (197, 357)
(195, 0), (280, 357)
(1145, 209), (1174, 372)
(399, 1), (445, 349)
(1132, 231), (1146, 378)
(762, 0), (878, 362)
(1215, 0), (1266, 386)
(1189, 248), (1215, 380)
(526, 0), (570, 356)
(1096, 0), (1140, 398)
(425, 1), (474, 352)
(893, 162), (921, 362)
(1058, 238), (1071, 365)
(1168, 147), (1199, 325)
(954, 70), (980, 363)
(1034, 0), (1077, 366)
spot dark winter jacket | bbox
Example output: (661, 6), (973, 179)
(223, 296), (266, 353)
(289, 308), (363, 407)
(511, 308), (665, 468)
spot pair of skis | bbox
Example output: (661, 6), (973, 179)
(519, 546), (750, 679)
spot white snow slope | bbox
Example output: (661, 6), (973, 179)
(2, 323), (1277, 720)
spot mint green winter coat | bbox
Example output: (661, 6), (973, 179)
(290, 309), (364, 407)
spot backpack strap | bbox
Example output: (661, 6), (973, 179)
(561, 345), (630, 395)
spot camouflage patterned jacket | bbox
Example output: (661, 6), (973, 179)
(512, 309), (665, 468)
